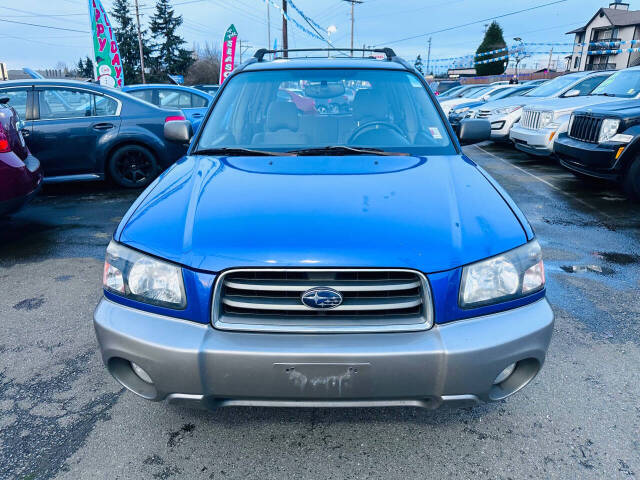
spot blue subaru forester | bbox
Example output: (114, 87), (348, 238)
(94, 49), (553, 409)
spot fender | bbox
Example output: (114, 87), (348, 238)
(615, 124), (640, 172)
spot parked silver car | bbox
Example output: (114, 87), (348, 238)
(510, 68), (639, 156)
(476, 71), (612, 141)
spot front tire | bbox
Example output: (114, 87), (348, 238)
(108, 145), (158, 188)
(622, 157), (640, 202)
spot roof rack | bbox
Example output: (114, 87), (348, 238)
(253, 47), (398, 62)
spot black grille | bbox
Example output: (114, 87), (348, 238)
(569, 115), (603, 143)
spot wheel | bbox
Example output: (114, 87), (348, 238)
(622, 156), (640, 202)
(108, 144), (158, 188)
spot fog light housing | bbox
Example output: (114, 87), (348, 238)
(131, 362), (153, 384)
(493, 362), (516, 385)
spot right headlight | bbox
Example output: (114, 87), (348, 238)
(492, 105), (522, 115)
(103, 240), (186, 309)
(459, 240), (545, 308)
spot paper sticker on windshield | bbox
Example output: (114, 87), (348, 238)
(429, 127), (443, 139)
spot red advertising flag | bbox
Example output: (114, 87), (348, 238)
(220, 24), (238, 84)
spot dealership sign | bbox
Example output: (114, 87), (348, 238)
(220, 24), (238, 83)
(88, 0), (124, 87)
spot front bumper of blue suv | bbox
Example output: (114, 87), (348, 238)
(94, 295), (553, 409)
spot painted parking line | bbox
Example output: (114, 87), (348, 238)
(469, 144), (615, 222)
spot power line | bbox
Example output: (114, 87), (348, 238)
(374, 0), (568, 47)
(0, 17), (88, 33)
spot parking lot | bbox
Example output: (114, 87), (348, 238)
(0, 143), (637, 479)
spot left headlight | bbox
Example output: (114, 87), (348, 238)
(452, 106), (470, 115)
(459, 240), (545, 308)
(598, 118), (621, 143)
(103, 240), (186, 309)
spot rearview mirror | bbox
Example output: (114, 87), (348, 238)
(563, 89), (580, 98)
(164, 120), (193, 144)
(458, 119), (491, 145)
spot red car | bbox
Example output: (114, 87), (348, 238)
(0, 96), (42, 216)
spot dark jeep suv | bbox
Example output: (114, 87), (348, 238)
(554, 99), (640, 201)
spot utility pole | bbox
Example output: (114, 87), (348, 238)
(282, 0), (288, 57)
(134, 0), (146, 83)
(343, 0), (363, 56)
(547, 47), (554, 70)
(426, 36), (432, 75)
(266, 2), (271, 52)
(238, 40), (253, 63)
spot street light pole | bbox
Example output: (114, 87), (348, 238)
(513, 37), (525, 82)
(282, 0), (288, 58)
(134, 0), (146, 84)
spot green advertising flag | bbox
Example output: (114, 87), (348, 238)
(88, 0), (125, 87)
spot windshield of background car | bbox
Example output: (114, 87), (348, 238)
(524, 74), (581, 97)
(196, 69), (456, 155)
(591, 69), (640, 98)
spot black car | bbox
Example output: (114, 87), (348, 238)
(554, 99), (640, 201)
(0, 80), (189, 188)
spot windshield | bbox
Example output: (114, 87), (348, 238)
(196, 69), (455, 155)
(591, 70), (640, 98)
(493, 87), (531, 100)
(466, 87), (491, 99)
(524, 74), (580, 97)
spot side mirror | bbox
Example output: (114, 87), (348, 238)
(164, 120), (193, 144)
(563, 89), (580, 98)
(458, 119), (491, 145)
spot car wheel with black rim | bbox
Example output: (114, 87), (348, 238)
(622, 156), (640, 202)
(108, 145), (158, 188)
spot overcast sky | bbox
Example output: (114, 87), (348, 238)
(0, 0), (625, 71)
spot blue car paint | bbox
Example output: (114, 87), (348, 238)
(122, 84), (213, 133)
(117, 153), (527, 272)
(113, 151), (537, 324)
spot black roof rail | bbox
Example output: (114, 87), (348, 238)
(253, 47), (399, 62)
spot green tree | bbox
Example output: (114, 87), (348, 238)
(111, 0), (150, 84)
(149, 0), (194, 79)
(76, 56), (94, 78)
(475, 21), (507, 76)
(414, 54), (424, 75)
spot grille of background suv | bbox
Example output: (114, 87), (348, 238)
(568, 115), (603, 143)
(211, 269), (433, 333)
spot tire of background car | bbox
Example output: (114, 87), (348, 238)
(107, 144), (158, 189)
(622, 156), (640, 202)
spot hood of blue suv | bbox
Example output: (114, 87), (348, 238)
(116, 154), (528, 273)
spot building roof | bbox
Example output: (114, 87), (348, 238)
(567, 7), (640, 34)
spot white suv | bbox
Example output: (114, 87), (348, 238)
(476, 71), (612, 142)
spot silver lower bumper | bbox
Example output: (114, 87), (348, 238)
(94, 298), (554, 409)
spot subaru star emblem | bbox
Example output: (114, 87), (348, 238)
(301, 287), (343, 309)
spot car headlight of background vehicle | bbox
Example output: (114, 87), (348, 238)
(492, 105), (522, 115)
(539, 111), (554, 129)
(459, 240), (545, 308)
(452, 106), (470, 115)
(103, 241), (186, 309)
(598, 118), (621, 143)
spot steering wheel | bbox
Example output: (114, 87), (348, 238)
(348, 121), (409, 145)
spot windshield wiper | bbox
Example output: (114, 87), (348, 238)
(191, 147), (293, 156)
(287, 146), (408, 156)
(594, 92), (616, 97)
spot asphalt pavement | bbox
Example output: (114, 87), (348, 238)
(1, 144), (639, 479)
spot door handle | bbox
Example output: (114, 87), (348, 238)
(92, 123), (114, 131)
(191, 113), (203, 118)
